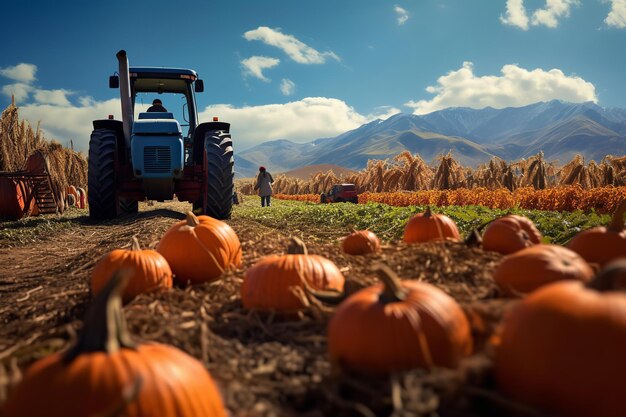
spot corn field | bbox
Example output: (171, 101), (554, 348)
(0, 104), (87, 188)
(239, 150), (626, 196)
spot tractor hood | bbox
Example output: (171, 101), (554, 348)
(132, 113), (181, 136)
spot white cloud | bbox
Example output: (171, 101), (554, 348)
(395, 5), (409, 25)
(500, 0), (529, 30)
(33, 89), (74, 106)
(11, 94), (398, 153)
(241, 56), (280, 82)
(500, 0), (579, 29)
(531, 0), (580, 28)
(405, 62), (597, 115)
(605, 0), (626, 28)
(243, 26), (339, 64)
(280, 79), (296, 96)
(18, 98), (123, 151)
(199, 97), (398, 150)
(0, 63), (37, 83)
(2, 83), (34, 103)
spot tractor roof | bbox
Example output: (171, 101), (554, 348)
(129, 67), (198, 80)
(129, 67), (199, 94)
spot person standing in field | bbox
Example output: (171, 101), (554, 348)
(254, 166), (274, 207)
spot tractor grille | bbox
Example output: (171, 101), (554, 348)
(144, 146), (171, 173)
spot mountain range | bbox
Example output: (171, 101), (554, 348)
(235, 100), (626, 178)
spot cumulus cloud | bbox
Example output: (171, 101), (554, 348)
(394, 5), (409, 25)
(241, 56), (280, 82)
(18, 98), (123, 151)
(2, 83), (34, 103)
(500, 0), (529, 30)
(33, 89), (74, 106)
(280, 79), (296, 96)
(501, 0), (579, 29)
(0, 63), (37, 83)
(405, 62), (597, 115)
(605, 0), (626, 28)
(199, 97), (398, 150)
(11, 94), (398, 152)
(531, 0), (580, 28)
(243, 26), (339, 64)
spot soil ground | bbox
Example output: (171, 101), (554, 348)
(0, 201), (531, 417)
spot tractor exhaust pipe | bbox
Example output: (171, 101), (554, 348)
(116, 50), (133, 149)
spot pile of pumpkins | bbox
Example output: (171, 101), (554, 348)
(65, 185), (87, 209)
(4, 203), (626, 417)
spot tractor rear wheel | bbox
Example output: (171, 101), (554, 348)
(200, 132), (234, 219)
(88, 129), (119, 220)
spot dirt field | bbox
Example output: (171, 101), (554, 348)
(0, 201), (525, 417)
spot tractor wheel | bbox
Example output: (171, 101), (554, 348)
(201, 132), (234, 219)
(88, 129), (119, 220)
(119, 198), (138, 214)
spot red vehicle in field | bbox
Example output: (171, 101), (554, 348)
(320, 183), (358, 203)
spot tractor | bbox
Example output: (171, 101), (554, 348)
(320, 183), (358, 204)
(87, 50), (234, 220)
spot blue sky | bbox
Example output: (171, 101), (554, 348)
(0, 0), (624, 151)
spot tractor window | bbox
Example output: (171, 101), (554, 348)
(134, 92), (191, 137)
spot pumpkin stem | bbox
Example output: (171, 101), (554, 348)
(63, 270), (136, 364)
(608, 200), (626, 232)
(587, 259), (626, 292)
(464, 229), (483, 247)
(287, 237), (308, 255)
(130, 236), (141, 251)
(375, 264), (407, 304)
(424, 206), (432, 218)
(186, 211), (200, 227)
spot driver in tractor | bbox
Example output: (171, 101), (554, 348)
(147, 98), (168, 112)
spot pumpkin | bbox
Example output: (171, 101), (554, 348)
(567, 200), (626, 267)
(157, 211), (242, 285)
(403, 207), (460, 243)
(76, 187), (87, 209)
(482, 214), (542, 255)
(91, 236), (173, 303)
(3, 271), (227, 417)
(341, 229), (381, 255)
(494, 263), (626, 417)
(242, 237), (345, 312)
(327, 264), (472, 374)
(0, 177), (32, 220)
(493, 244), (593, 297)
(66, 185), (79, 206)
(66, 193), (76, 208)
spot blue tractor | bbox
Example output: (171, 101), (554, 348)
(88, 50), (234, 220)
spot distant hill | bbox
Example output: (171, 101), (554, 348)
(236, 100), (626, 173)
(277, 164), (357, 180)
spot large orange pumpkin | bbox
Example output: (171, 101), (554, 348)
(493, 244), (593, 296)
(482, 214), (542, 255)
(341, 229), (381, 255)
(494, 265), (626, 417)
(91, 236), (173, 303)
(242, 237), (345, 312)
(327, 265), (472, 374)
(157, 211), (242, 285)
(0, 177), (32, 220)
(403, 207), (460, 243)
(567, 200), (626, 267)
(3, 272), (227, 417)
